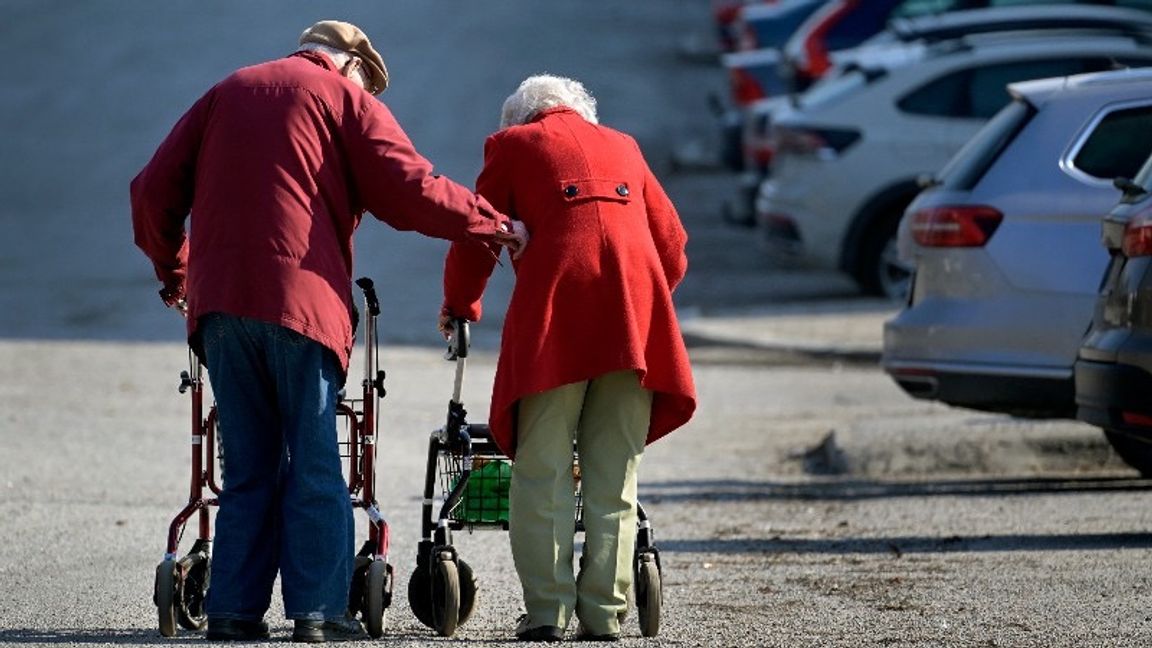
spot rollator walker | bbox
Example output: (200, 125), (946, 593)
(152, 278), (395, 638)
(407, 318), (664, 638)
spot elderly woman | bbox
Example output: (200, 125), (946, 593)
(440, 74), (696, 642)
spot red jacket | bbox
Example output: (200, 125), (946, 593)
(443, 107), (697, 458)
(132, 51), (509, 371)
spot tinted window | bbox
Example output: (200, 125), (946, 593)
(824, 0), (907, 50)
(891, 0), (964, 18)
(1071, 106), (1152, 181)
(798, 69), (872, 110)
(937, 99), (1034, 190)
(899, 59), (1094, 119)
(968, 60), (1089, 118)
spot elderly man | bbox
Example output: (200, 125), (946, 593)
(132, 20), (525, 642)
(440, 74), (696, 642)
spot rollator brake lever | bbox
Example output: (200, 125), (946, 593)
(178, 370), (193, 394)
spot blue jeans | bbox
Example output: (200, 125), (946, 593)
(199, 313), (353, 622)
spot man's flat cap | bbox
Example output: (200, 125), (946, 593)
(300, 20), (389, 94)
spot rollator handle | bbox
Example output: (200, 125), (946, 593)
(354, 277), (381, 317)
(444, 318), (470, 361)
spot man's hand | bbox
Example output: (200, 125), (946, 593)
(493, 219), (529, 261)
(159, 284), (188, 317)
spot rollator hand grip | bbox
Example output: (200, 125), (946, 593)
(445, 318), (470, 360)
(355, 277), (381, 317)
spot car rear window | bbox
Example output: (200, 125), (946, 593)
(797, 68), (873, 110)
(1069, 105), (1152, 182)
(936, 99), (1034, 190)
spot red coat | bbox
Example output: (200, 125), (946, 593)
(131, 51), (509, 371)
(443, 107), (697, 458)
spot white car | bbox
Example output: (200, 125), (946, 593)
(884, 66), (1152, 423)
(756, 30), (1152, 298)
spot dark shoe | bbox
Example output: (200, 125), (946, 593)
(575, 622), (620, 642)
(292, 614), (368, 643)
(515, 615), (564, 642)
(577, 632), (621, 642)
(205, 618), (270, 641)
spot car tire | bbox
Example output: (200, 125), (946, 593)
(1103, 429), (1152, 477)
(855, 211), (912, 301)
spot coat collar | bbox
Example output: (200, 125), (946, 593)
(290, 50), (338, 72)
(529, 106), (579, 123)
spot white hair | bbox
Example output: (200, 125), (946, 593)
(499, 74), (598, 129)
(299, 42), (354, 68)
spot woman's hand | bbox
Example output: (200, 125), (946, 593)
(437, 310), (455, 340)
(493, 219), (529, 260)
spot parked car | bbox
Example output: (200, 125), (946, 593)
(733, 0), (827, 52)
(866, 4), (1152, 50)
(883, 67), (1152, 441)
(757, 30), (1152, 297)
(1076, 123), (1152, 475)
(712, 0), (775, 53)
(780, 0), (1152, 91)
(721, 5), (1152, 225)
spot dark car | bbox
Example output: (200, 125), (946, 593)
(781, 0), (1152, 91)
(1075, 146), (1152, 476)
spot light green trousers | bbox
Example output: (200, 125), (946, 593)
(510, 369), (651, 635)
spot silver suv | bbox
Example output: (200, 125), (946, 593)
(758, 30), (1152, 298)
(884, 67), (1152, 437)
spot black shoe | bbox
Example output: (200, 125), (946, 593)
(575, 622), (620, 642)
(577, 632), (621, 642)
(292, 615), (368, 643)
(515, 615), (564, 642)
(205, 618), (270, 641)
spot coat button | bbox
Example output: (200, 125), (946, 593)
(564, 185), (579, 197)
(616, 184), (629, 197)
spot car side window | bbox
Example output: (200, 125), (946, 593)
(899, 59), (1092, 119)
(968, 60), (1093, 118)
(1070, 105), (1152, 181)
(897, 69), (970, 117)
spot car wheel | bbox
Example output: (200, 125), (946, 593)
(1103, 429), (1152, 477)
(855, 213), (912, 301)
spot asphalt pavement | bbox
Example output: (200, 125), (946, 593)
(679, 298), (897, 363)
(8, 2), (1151, 647)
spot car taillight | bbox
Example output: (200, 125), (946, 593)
(730, 67), (767, 105)
(1122, 209), (1152, 257)
(774, 125), (860, 157)
(910, 206), (1003, 248)
(799, 0), (855, 80)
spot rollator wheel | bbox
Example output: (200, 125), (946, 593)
(154, 552), (210, 637)
(408, 557), (477, 630)
(431, 554), (461, 637)
(456, 559), (478, 627)
(635, 553), (662, 638)
(155, 560), (178, 637)
(175, 552), (210, 631)
(364, 560), (392, 638)
(407, 566), (435, 629)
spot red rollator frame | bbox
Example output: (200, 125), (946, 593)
(153, 277), (395, 638)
